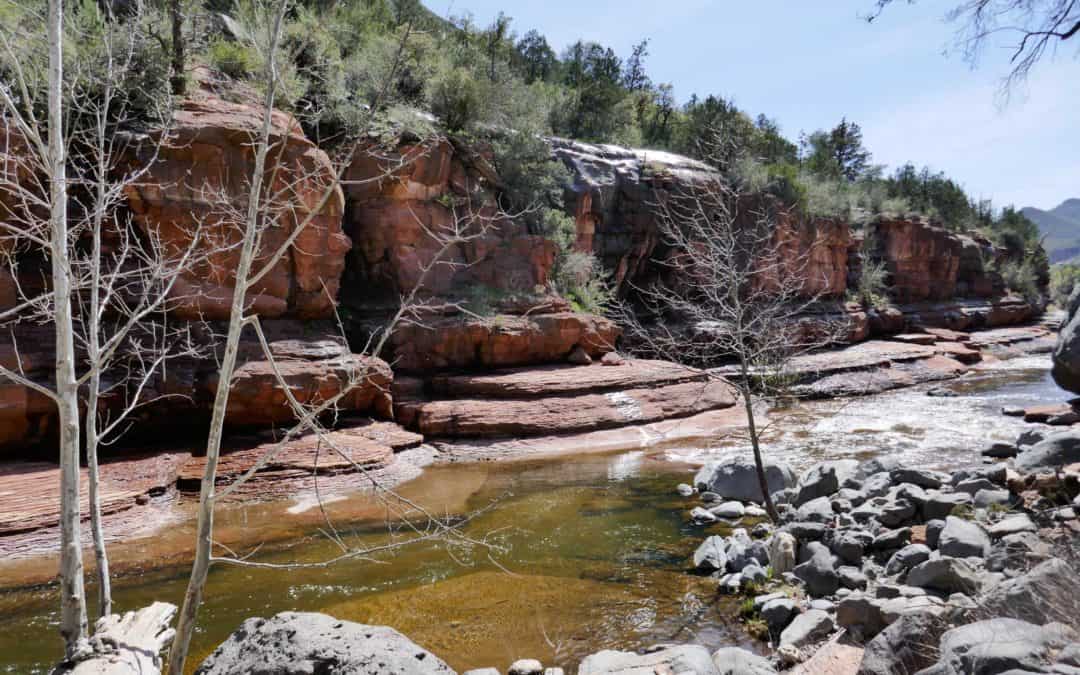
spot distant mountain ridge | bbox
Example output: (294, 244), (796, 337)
(1022, 198), (1080, 263)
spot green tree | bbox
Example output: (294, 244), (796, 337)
(514, 29), (556, 83)
(801, 118), (872, 181)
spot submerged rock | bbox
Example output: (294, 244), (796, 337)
(195, 612), (454, 675)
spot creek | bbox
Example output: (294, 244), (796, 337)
(0, 353), (1062, 674)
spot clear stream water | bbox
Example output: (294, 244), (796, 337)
(0, 353), (1064, 674)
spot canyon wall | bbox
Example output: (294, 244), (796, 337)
(0, 96), (1047, 454)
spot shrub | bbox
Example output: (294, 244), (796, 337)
(553, 249), (614, 315)
(1050, 264), (1080, 307)
(208, 38), (260, 80)
(999, 259), (1040, 302)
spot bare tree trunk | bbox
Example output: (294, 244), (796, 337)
(86, 225), (110, 619)
(48, 0), (89, 658)
(169, 0), (185, 94)
(739, 377), (778, 522)
(168, 7), (286, 670)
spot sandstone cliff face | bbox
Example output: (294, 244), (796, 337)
(342, 136), (555, 303)
(869, 219), (962, 302)
(552, 139), (716, 292)
(553, 139), (852, 299)
(122, 95), (350, 321)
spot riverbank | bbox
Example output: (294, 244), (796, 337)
(0, 322), (1070, 674)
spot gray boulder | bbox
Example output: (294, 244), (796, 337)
(778, 609), (836, 649)
(906, 557), (981, 594)
(920, 618), (1077, 675)
(855, 457), (902, 479)
(938, 516), (990, 558)
(983, 441), (1018, 458)
(973, 488), (1012, 508)
(926, 519), (946, 549)
(710, 501), (746, 519)
(988, 514), (1036, 537)
(761, 598), (798, 634)
(885, 544), (932, 576)
(890, 468), (946, 489)
(795, 460), (858, 506)
(195, 612), (455, 675)
(795, 496), (835, 523)
(857, 610), (947, 675)
(1052, 286), (1080, 394)
(1016, 429), (1080, 471)
(837, 593), (888, 640)
(693, 536), (729, 572)
(1017, 429), (1046, 449)
(981, 558), (1079, 625)
(832, 529), (874, 564)
(710, 648), (776, 675)
(878, 499), (917, 527)
(793, 541), (840, 597)
(579, 645), (718, 675)
(919, 491), (972, 521)
(694, 460), (796, 503)
(872, 527), (912, 551)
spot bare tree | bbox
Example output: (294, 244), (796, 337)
(868, 0), (1080, 94)
(621, 160), (848, 521)
(0, 0), (91, 658)
(165, 1), (516, 670)
(1, 0), (206, 657)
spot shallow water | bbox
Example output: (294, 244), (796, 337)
(0, 353), (1064, 674)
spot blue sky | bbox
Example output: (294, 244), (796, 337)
(431, 0), (1079, 210)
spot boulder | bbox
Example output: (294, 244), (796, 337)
(509, 660), (544, 675)
(987, 514), (1036, 537)
(919, 491), (972, 521)
(982, 441), (1018, 459)
(767, 532), (798, 575)
(213, 328), (394, 428)
(1016, 429), (1080, 471)
(837, 593), (888, 639)
(761, 598), (799, 633)
(980, 558), (1078, 625)
(711, 647), (777, 675)
(832, 529), (874, 564)
(578, 645), (718, 675)
(885, 544), (932, 576)
(857, 610), (947, 675)
(906, 558), (981, 594)
(694, 459), (796, 504)
(795, 496), (835, 523)
(872, 527), (912, 552)
(889, 468), (946, 489)
(693, 536), (729, 572)
(793, 541), (840, 597)
(194, 612), (454, 675)
(921, 618), (1076, 675)
(710, 501), (746, 520)
(794, 460), (859, 506)
(937, 516), (990, 559)
(779, 609), (836, 649)
(1053, 287), (1080, 394)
